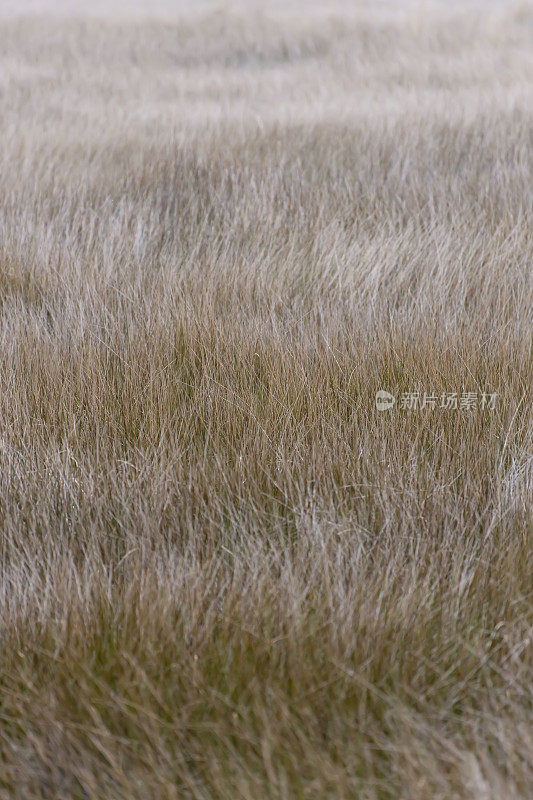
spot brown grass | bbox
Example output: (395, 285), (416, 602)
(0, 1), (532, 797)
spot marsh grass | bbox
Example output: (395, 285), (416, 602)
(0, 1), (532, 797)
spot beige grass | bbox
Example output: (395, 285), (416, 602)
(0, 1), (532, 797)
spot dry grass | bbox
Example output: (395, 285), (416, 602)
(0, 1), (532, 797)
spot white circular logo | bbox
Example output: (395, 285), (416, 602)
(375, 390), (396, 411)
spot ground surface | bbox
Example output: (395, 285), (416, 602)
(0, 1), (532, 798)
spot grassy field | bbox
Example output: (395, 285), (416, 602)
(0, 1), (532, 797)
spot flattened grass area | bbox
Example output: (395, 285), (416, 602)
(0, 1), (532, 797)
